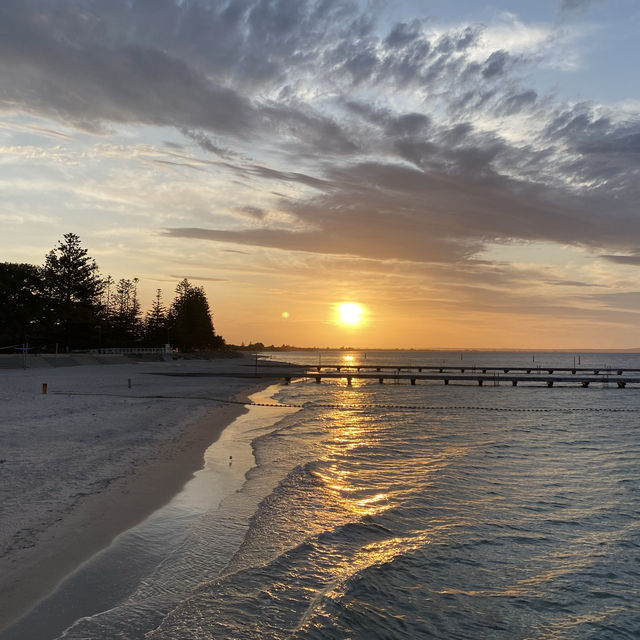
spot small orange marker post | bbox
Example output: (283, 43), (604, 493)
(42, 383), (48, 394)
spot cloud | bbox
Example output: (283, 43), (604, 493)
(1, 0), (639, 270)
(169, 274), (228, 282)
(0, 42), (256, 136)
(236, 206), (267, 220)
(0, 119), (71, 139)
(558, 0), (604, 15)
(182, 130), (234, 158)
(601, 253), (640, 266)
(584, 291), (640, 309)
(169, 94), (640, 263)
(165, 147), (638, 263)
(384, 20), (424, 49)
(152, 159), (207, 173)
(544, 279), (604, 287)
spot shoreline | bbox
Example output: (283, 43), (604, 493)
(0, 360), (271, 632)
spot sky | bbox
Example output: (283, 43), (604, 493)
(1, 0), (639, 349)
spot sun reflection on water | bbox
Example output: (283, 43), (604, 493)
(297, 530), (435, 635)
(311, 410), (397, 517)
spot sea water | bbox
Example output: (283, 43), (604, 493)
(14, 352), (640, 638)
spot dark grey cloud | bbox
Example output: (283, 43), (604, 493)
(164, 222), (470, 263)
(167, 146), (638, 262)
(482, 50), (511, 78)
(344, 102), (432, 138)
(262, 103), (359, 156)
(384, 20), (423, 48)
(182, 130), (234, 158)
(0, 3), (256, 134)
(601, 253), (640, 266)
(543, 104), (640, 201)
(237, 206), (267, 220)
(558, 0), (604, 15)
(495, 89), (538, 116)
(244, 165), (331, 190)
(0, 0), (362, 143)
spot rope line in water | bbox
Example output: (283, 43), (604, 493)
(306, 404), (640, 412)
(50, 391), (640, 412)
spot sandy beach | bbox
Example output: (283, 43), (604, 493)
(0, 354), (269, 632)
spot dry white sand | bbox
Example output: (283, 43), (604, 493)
(0, 355), (270, 631)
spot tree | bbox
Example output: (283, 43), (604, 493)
(168, 279), (224, 351)
(44, 233), (103, 307)
(43, 233), (104, 348)
(103, 275), (114, 317)
(144, 288), (168, 346)
(0, 262), (46, 347)
(108, 278), (142, 345)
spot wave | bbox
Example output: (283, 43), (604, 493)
(147, 518), (431, 640)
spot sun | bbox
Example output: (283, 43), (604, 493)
(336, 302), (364, 326)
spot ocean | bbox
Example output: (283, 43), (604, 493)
(7, 351), (640, 639)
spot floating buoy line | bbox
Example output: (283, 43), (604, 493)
(50, 391), (640, 413)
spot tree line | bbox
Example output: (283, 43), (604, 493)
(0, 233), (225, 352)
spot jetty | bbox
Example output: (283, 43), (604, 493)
(252, 361), (640, 388)
(297, 364), (640, 376)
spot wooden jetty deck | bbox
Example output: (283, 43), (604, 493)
(289, 372), (640, 387)
(254, 363), (640, 388)
(297, 364), (640, 376)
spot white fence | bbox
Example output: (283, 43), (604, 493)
(91, 346), (173, 355)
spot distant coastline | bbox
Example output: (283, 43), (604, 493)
(240, 345), (640, 354)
